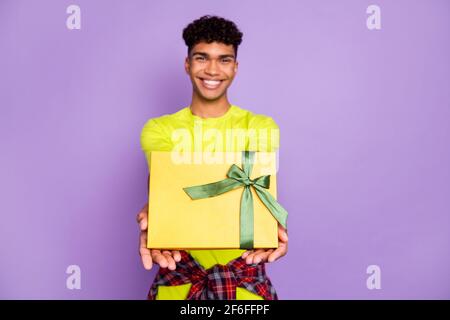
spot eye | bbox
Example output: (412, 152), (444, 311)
(221, 58), (232, 64)
(195, 56), (206, 62)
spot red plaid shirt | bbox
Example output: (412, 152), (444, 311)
(147, 251), (278, 300)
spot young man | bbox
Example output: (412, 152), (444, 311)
(136, 15), (288, 300)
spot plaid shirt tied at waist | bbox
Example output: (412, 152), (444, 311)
(147, 251), (278, 300)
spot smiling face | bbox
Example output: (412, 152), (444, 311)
(185, 41), (238, 102)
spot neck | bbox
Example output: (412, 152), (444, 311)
(189, 92), (231, 119)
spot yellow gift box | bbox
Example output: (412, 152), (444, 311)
(147, 151), (285, 249)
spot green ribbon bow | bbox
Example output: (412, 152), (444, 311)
(182, 151), (288, 249)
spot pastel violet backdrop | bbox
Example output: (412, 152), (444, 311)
(0, 0), (449, 299)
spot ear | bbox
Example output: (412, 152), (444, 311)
(184, 56), (190, 74)
(234, 60), (239, 73)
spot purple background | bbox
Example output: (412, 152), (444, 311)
(1, 0), (449, 299)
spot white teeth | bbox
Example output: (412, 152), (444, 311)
(202, 79), (221, 88)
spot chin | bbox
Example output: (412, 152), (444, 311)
(203, 94), (225, 102)
(196, 89), (225, 101)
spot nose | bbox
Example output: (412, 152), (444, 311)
(204, 60), (220, 76)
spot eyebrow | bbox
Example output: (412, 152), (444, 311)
(191, 52), (236, 59)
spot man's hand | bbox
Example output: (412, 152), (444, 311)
(241, 223), (288, 264)
(137, 204), (181, 271)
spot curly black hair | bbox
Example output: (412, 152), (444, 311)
(182, 15), (243, 56)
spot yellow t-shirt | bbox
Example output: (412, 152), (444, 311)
(140, 104), (279, 300)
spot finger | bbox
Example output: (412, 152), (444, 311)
(136, 211), (146, 224)
(244, 251), (257, 264)
(151, 250), (168, 268)
(268, 242), (288, 263)
(241, 250), (253, 259)
(140, 249), (153, 270)
(247, 249), (266, 264)
(139, 232), (152, 270)
(254, 249), (274, 264)
(172, 250), (182, 262)
(246, 249), (265, 264)
(140, 217), (148, 231)
(162, 251), (176, 270)
(136, 211), (148, 231)
(278, 224), (288, 242)
(139, 230), (148, 249)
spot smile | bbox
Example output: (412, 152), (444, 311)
(199, 78), (223, 90)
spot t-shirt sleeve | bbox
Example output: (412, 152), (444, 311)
(248, 115), (280, 152)
(140, 118), (172, 154)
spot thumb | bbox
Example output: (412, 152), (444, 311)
(278, 224), (288, 242)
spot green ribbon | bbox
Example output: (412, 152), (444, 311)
(182, 151), (288, 249)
